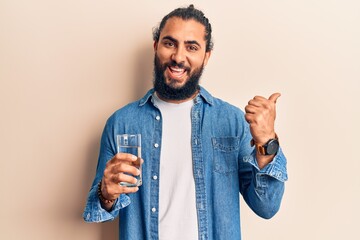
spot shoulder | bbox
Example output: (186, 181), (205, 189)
(209, 95), (245, 118)
(106, 89), (155, 124)
(199, 86), (244, 115)
(106, 101), (141, 124)
(213, 97), (242, 111)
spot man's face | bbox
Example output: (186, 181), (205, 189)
(153, 17), (211, 101)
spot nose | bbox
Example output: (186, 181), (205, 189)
(171, 46), (186, 64)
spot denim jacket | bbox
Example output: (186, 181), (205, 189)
(83, 87), (288, 240)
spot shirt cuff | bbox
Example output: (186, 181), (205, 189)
(242, 147), (288, 182)
(83, 183), (131, 223)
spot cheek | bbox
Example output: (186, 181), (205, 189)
(156, 48), (172, 62)
(190, 51), (208, 65)
(188, 56), (204, 69)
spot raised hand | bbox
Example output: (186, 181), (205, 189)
(245, 93), (281, 145)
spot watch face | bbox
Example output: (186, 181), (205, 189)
(266, 139), (279, 155)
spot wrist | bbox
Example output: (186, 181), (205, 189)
(251, 133), (279, 156)
(97, 180), (115, 205)
(253, 132), (276, 145)
(256, 154), (275, 169)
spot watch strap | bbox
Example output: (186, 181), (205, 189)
(250, 134), (279, 155)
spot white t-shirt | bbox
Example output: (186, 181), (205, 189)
(153, 93), (198, 240)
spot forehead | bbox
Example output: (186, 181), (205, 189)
(160, 17), (206, 44)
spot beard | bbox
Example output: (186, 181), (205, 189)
(153, 54), (204, 101)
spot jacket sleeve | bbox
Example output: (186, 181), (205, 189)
(238, 118), (288, 219)
(83, 118), (131, 222)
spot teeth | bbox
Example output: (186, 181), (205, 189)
(170, 67), (185, 73)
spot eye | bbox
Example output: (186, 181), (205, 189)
(163, 41), (175, 48)
(187, 45), (199, 52)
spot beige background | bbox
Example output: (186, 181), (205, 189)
(1, 0), (359, 239)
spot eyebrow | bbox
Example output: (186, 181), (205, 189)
(162, 35), (202, 48)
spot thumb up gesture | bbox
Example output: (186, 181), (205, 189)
(245, 93), (281, 145)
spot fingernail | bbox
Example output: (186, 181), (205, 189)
(131, 155), (137, 160)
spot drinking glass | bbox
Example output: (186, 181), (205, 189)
(116, 134), (142, 187)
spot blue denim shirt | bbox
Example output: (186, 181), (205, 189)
(83, 87), (288, 240)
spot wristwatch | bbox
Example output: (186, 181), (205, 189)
(251, 135), (279, 155)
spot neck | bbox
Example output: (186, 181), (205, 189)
(155, 90), (199, 104)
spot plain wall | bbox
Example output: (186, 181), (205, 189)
(1, 0), (359, 239)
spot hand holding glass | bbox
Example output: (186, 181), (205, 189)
(117, 134), (142, 187)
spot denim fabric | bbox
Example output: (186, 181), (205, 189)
(83, 87), (288, 240)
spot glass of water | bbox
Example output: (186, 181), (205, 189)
(116, 134), (142, 187)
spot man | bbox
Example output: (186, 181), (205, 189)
(83, 4), (287, 240)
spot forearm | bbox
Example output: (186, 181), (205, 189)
(239, 148), (288, 219)
(243, 172), (285, 219)
(256, 153), (275, 169)
(83, 180), (130, 222)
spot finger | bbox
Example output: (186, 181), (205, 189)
(253, 95), (267, 100)
(110, 184), (139, 196)
(121, 186), (139, 194)
(245, 112), (259, 124)
(244, 114), (252, 124)
(109, 153), (138, 165)
(248, 99), (262, 107)
(245, 105), (257, 114)
(268, 93), (281, 103)
(251, 95), (272, 108)
(112, 163), (141, 176)
(115, 172), (138, 185)
(132, 158), (144, 168)
(245, 113), (262, 125)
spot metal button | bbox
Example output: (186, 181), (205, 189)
(152, 175), (158, 180)
(154, 143), (159, 148)
(151, 207), (156, 213)
(155, 115), (160, 121)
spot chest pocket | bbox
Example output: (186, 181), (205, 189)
(212, 137), (240, 174)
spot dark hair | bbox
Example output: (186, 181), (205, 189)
(152, 4), (214, 52)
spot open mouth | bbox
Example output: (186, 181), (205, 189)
(167, 66), (187, 80)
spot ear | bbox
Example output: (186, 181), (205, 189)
(153, 41), (158, 51)
(203, 51), (212, 66)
